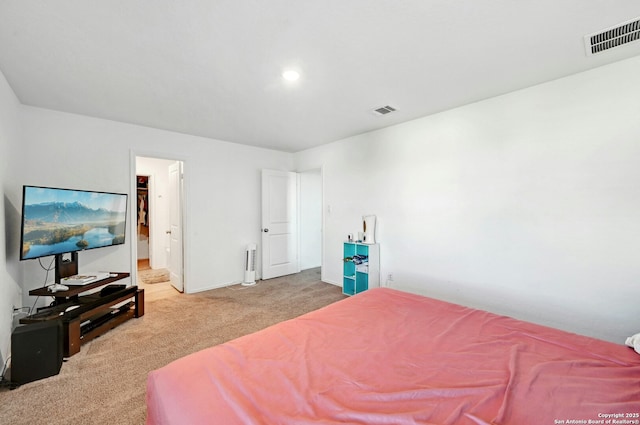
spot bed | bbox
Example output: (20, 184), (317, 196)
(146, 288), (640, 424)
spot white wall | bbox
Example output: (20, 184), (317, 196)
(136, 157), (176, 268)
(295, 56), (640, 344)
(0, 69), (22, 365)
(15, 106), (292, 307)
(299, 169), (322, 270)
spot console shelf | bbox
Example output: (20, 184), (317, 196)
(21, 272), (144, 357)
(28, 272), (133, 300)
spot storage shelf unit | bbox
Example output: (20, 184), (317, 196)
(21, 273), (144, 357)
(342, 242), (379, 296)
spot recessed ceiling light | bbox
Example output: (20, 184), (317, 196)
(282, 70), (300, 81)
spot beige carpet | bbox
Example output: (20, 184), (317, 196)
(0, 268), (345, 425)
(138, 267), (170, 284)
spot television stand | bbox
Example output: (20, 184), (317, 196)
(21, 272), (144, 357)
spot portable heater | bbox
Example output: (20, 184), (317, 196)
(242, 244), (257, 286)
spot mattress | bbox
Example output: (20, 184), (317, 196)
(147, 288), (640, 424)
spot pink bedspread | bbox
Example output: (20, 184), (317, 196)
(147, 288), (640, 424)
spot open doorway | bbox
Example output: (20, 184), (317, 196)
(260, 168), (323, 281)
(299, 168), (323, 277)
(134, 156), (185, 301)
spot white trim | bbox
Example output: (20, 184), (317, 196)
(129, 149), (190, 293)
(296, 172), (302, 274)
(295, 166), (324, 280)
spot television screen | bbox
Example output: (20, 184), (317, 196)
(20, 186), (128, 261)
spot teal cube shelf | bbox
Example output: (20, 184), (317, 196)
(342, 242), (379, 296)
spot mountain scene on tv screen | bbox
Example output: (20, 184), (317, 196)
(22, 201), (126, 259)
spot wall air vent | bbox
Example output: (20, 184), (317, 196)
(372, 105), (397, 116)
(585, 17), (640, 55)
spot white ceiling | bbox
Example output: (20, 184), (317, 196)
(1, 1), (640, 152)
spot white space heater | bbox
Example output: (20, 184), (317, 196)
(242, 243), (257, 286)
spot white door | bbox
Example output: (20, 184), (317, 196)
(261, 169), (299, 279)
(168, 162), (184, 292)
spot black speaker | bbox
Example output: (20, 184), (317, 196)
(11, 320), (63, 386)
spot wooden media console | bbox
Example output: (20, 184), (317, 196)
(21, 272), (144, 357)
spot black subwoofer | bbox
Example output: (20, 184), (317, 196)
(11, 320), (63, 386)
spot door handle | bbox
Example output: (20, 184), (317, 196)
(262, 228), (269, 233)
(166, 230), (172, 234)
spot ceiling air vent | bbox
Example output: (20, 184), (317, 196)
(584, 17), (640, 55)
(372, 105), (397, 116)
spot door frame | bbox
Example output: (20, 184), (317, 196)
(130, 150), (189, 292)
(296, 167), (324, 280)
(259, 167), (324, 281)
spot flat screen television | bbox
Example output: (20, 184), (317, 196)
(19, 185), (128, 282)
